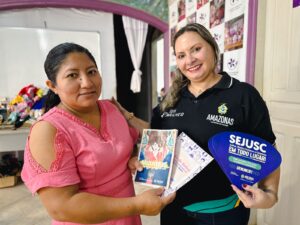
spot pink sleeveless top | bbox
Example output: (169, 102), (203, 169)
(21, 100), (142, 225)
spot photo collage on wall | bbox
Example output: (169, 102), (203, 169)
(169, 0), (249, 84)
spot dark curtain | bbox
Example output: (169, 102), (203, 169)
(113, 14), (155, 122)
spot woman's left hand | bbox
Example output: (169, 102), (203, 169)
(128, 156), (143, 175)
(231, 184), (278, 209)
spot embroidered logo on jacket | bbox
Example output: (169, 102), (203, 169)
(206, 103), (234, 127)
(218, 103), (228, 115)
(161, 109), (184, 118)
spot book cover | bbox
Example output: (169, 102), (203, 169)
(163, 132), (214, 196)
(134, 129), (178, 188)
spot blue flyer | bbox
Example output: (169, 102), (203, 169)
(208, 131), (282, 190)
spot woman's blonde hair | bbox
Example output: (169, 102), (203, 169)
(160, 23), (220, 112)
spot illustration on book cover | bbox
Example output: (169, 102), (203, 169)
(135, 129), (178, 187)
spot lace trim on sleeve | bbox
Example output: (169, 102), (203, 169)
(28, 130), (66, 174)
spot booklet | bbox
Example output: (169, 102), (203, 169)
(208, 131), (282, 190)
(134, 129), (178, 188)
(162, 132), (214, 196)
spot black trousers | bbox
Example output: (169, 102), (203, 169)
(161, 203), (250, 225)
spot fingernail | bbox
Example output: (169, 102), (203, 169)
(242, 184), (247, 188)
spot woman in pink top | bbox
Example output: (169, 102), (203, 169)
(21, 43), (175, 225)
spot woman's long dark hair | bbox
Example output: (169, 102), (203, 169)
(44, 43), (97, 113)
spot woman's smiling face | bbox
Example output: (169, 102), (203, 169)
(48, 52), (102, 112)
(174, 31), (216, 83)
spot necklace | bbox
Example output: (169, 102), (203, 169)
(188, 73), (222, 97)
(188, 85), (204, 97)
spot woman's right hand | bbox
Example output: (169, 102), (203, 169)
(136, 188), (176, 216)
(111, 97), (126, 114)
(110, 96), (150, 133)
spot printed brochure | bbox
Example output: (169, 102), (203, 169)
(163, 132), (214, 196)
(134, 129), (178, 188)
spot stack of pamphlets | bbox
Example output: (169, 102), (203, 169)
(134, 129), (214, 196)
